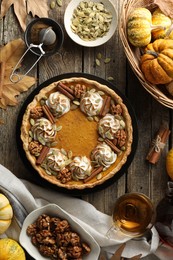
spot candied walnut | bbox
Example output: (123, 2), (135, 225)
(36, 230), (55, 245)
(74, 84), (87, 98)
(30, 106), (43, 119)
(57, 168), (72, 184)
(55, 220), (70, 233)
(114, 129), (127, 147)
(28, 141), (43, 156)
(111, 104), (122, 115)
(50, 217), (61, 231)
(39, 244), (56, 257)
(82, 242), (91, 255)
(36, 214), (51, 230)
(57, 247), (68, 259)
(57, 231), (80, 247)
(67, 245), (82, 258)
(26, 223), (37, 236)
(70, 232), (80, 246)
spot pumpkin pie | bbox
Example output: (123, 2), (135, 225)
(21, 77), (133, 189)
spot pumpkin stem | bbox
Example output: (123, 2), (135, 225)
(151, 24), (166, 31)
(146, 50), (158, 57)
(165, 23), (173, 38)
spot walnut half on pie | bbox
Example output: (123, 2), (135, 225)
(21, 77), (133, 189)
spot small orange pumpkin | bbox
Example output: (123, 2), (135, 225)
(141, 39), (173, 84)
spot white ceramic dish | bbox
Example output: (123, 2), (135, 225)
(19, 204), (100, 260)
(64, 0), (118, 47)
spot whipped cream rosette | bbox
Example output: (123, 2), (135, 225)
(31, 118), (56, 145)
(91, 142), (117, 169)
(46, 91), (70, 117)
(98, 113), (125, 139)
(70, 156), (92, 180)
(80, 91), (103, 116)
(42, 148), (68, 174)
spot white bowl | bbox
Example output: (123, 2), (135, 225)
(64, 0), (118, 47)
(19, 204), (100, 260)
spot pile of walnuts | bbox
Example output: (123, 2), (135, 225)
(26, 214), (91, 259)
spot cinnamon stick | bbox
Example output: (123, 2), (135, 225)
(83, 166), (103, 183)
(36, 146), (50, 165)
(58, 82), (74, 95)
(105, 138), (121, 153)
(0, 62), (5, 98)
(57, 83), (75, 100)
(146, 124), (171, 164)
(99, 96), (111, 117)
(42, 105), (56, 124)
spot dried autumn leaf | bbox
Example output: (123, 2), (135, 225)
(0, 39), (36, 109)
(0, 0), (49, 31)
(153, 0), (173, 18)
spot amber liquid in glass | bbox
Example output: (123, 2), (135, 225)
(112, 193), (155, 237)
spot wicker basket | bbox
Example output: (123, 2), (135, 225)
(119, 0), (173, 109)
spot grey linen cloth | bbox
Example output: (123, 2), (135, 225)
(0, 164), (171, 259)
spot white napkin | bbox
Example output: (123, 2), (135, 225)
(0, 164), (171, 259)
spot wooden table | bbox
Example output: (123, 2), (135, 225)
(0, 1), (171, 259)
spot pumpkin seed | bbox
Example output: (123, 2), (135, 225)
(104, 57), (111, 64)
(95, 58), (101, 66)
(87, 116), (94, 122)
(97, 53), (102, 59)
(90, 88), (96, 93)
(60, 148), (67, 156)
(65, 159), (72, 165)
(94, 116), (99, 122)
(29, 130), (33, 138)
(50, 1), (56, 9)
(107, 76), (114, 81)
(98, 126), (104, 134)
(38, 136), (46, 146)
(121, 146), (126, 151)
(30, 118), (35, 126)
(46, 169), (52, 175)
(96, 173), (103, 180)
(105, 131), (113, 139)
(73, 100), (80, 106)
(50, 141), (58, 147)
(68, 150), (73, 159)
(98, 90), (105, 96)
(40, 99), (45, 106)
(56, 125), (62, 131)
(98, 137), (104, 142)
(120, 120), (125, 128)
(56, 0), (62, 7)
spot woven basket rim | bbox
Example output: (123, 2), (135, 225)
(119, 0), (173, 109)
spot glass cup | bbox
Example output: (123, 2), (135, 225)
(107, 192), (156, 238)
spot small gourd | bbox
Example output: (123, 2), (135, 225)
(0, 193), (13, 234)
(127, 8), (165, 47)
(166, 148), (173, 180)
(140, 39), (173, 84)
(152, 8), (172, 40)
(0, 238), (25, 260)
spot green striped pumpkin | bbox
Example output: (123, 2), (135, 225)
(127, 8), (152, 47)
